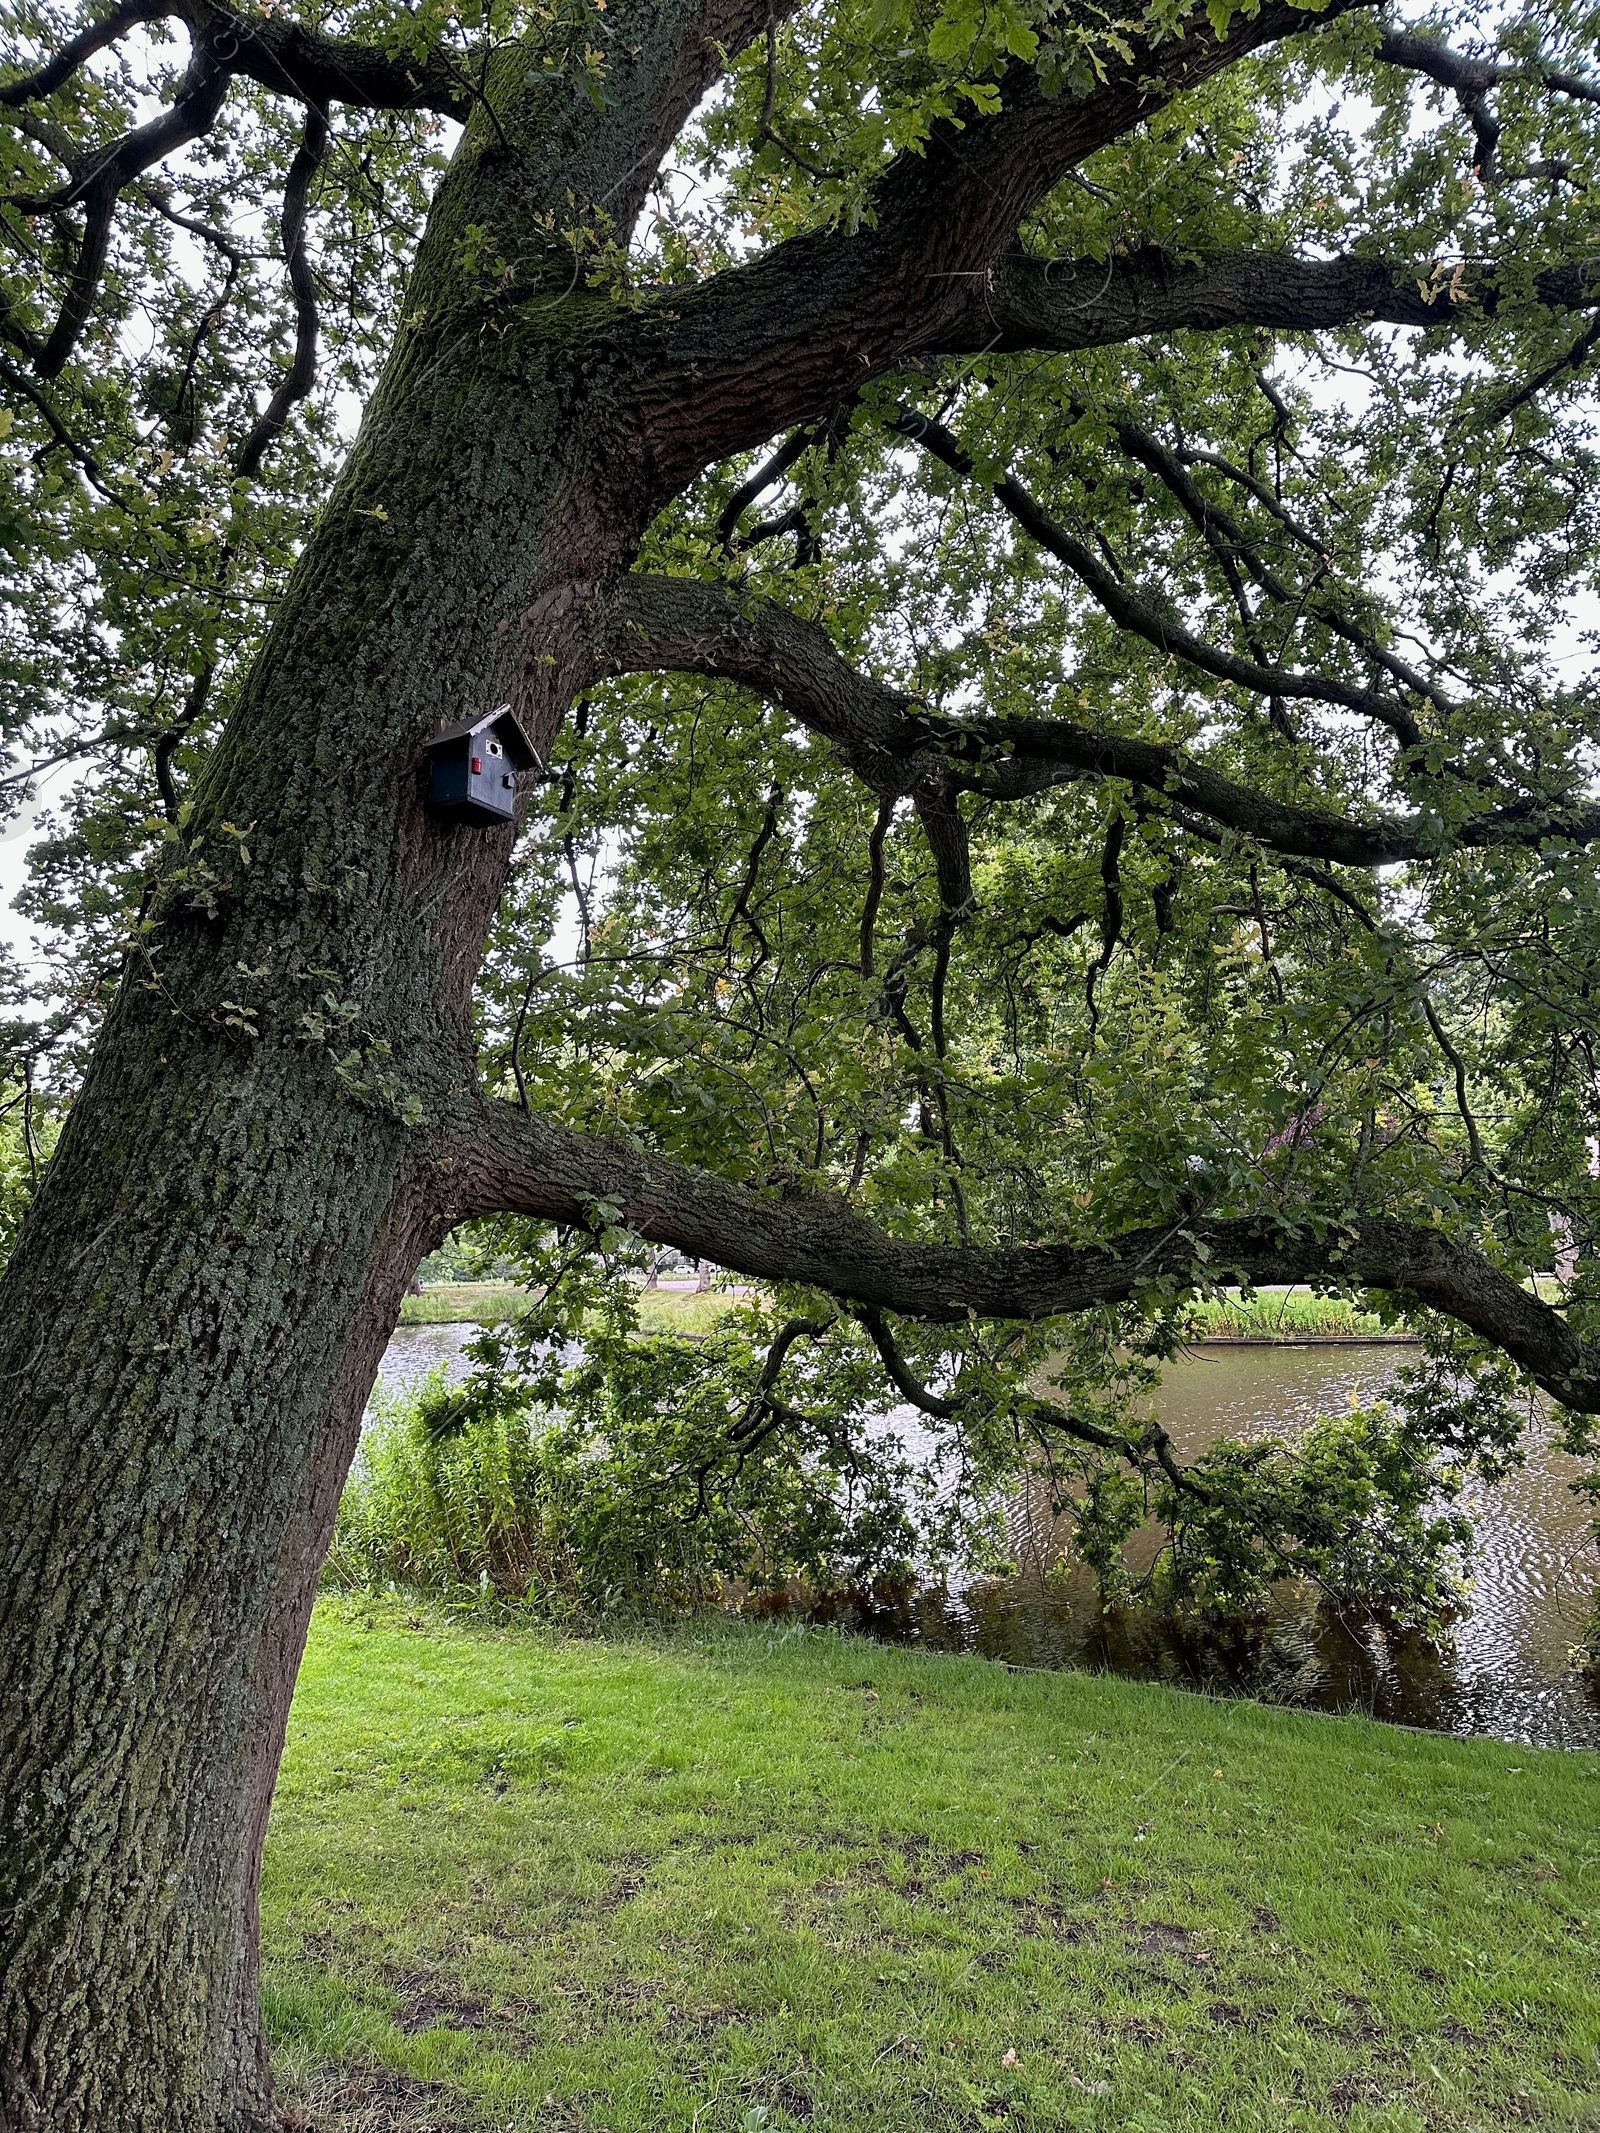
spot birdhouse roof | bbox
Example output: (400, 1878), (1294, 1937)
(424, 703), (540, 769)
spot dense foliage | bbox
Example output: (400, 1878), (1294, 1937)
(8, 0), (1600, 1624)
(331, 1350), (956, 1612)
(334, 1277), (1527, 1642)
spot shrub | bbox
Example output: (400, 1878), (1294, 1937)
(1153, 1405), (1475, 1635)
(328, 1344), (962, 1614)
(327, 1376), (577, 1604)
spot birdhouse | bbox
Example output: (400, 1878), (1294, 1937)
(423, 704), (539, 826)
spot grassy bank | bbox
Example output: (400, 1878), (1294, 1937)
(265, 1600), (1600, 2133)
(1189, 1293), (1402, 1341)
(399, 1284), (533, 1326)
(397, 1287), (1407, 1342)
(398, 1286), (739, 1333)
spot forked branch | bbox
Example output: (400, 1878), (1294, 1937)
(0, 0), (476, 119)
(1377, 27), (1600, 184)
(529, 574), (1600, 866)
(890, 408), (1428, 750)
(1, 0), (482, 376)
(19, 44), (231, 376)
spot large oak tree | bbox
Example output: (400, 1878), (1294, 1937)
(4, 0), (1600, 2121)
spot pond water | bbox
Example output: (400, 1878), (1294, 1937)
(372, 1327), (1600, 1750)
(374, 1321), (485, 1399)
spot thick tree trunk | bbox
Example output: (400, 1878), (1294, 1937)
(0, 0), (776, 2095)
(0, 205), (629, 2133)
(0, 1022), (437, 2131)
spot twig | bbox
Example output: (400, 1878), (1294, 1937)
(757, 22), (840, 181)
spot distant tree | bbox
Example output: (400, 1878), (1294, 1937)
(4, 0), (1600, 2123)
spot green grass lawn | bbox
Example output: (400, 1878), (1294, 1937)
(631, 1290), (740, 1337)
(266, 1599), (1600, 2133)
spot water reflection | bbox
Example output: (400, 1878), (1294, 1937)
(371, 1329), (1600, 1749)
(814, 1347), (1600, 1750)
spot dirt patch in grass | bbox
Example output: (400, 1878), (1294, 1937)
(1010, 1897), (1096, 1940)
(1327, 2070), (1391, 2119)
(380, 1968), (488, 2036)
(762, 2077), (816, 2122)
(285, 2064), (481, 2132)
(1331, 1989), (1384, 2043)
(1134, 1920), (1213, 1966)
(594, 1852), (653, 1911)
(657, 2000), (744, 2044)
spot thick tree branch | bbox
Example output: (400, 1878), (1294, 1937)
(716, 423), (814, 548)
(1024, 1393), (1211, 1500)
(858, 793), (894, 978)
(638, 0), (1378, 486)
(531, 574), (1600, 866)
(1378, 26), (1600, 109)
(926, 246), (1600, 357)
(731, 1314), (835, 1438)
(455, 1093), (1600, 1411)
(1, 0), (500, 376)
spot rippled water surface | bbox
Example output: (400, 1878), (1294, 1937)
(374, 1322), (483, 1398)
(373, 1328), (1600, 1749)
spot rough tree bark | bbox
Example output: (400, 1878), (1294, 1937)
(4, 0), (1598, 2123)
(0, 1), (777, 2120)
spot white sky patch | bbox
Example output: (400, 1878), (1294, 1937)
(0, 763), (85, 967)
